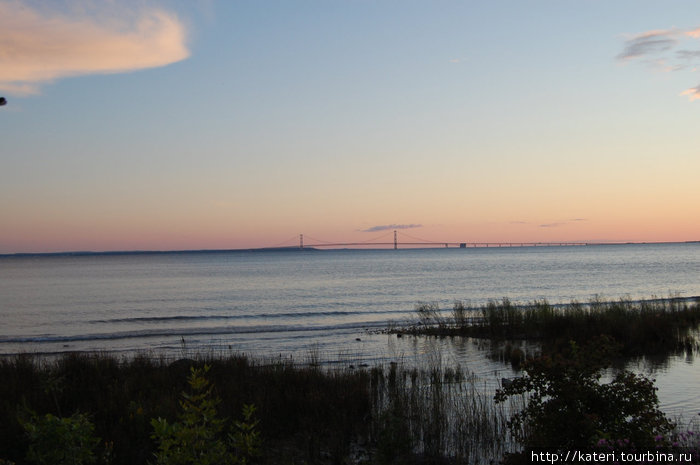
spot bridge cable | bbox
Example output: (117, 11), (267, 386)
(303, 235), (336, 244)
(266, 235), (302, 248)
(360, 231), (395, 243)
(397, 230), (445, 243)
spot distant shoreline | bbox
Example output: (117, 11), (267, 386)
(0, 246), (320, 258)
(1, 240), (698, 258)
(2, 241), (699, 258)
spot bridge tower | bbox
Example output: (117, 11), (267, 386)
(394, 230), (397, 250)
(300, 234), (303, 249)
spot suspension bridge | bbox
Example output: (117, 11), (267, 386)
(267, 231), (588, 250)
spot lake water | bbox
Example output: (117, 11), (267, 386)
(1, 243), (699, 418)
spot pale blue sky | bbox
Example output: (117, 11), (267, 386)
(1, 1), (699, 252)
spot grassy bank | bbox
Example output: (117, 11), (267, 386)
(397, 297), (700, 356)
(0, 352), (515, 465)
(4, 297), (700, 464)
(2, 347), (698, 464)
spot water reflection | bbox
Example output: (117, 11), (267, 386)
(383, 333), (700, 420)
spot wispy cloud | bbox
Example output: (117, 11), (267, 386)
(677, 50), (700, 60)
(680, 85), (700, 101)
(618, 26), (700, 101)
(361, 224), (422, 233)
(618, 27), (700, 60)
(617, 29), (679, 61)
(0, 1), (190, 96)
(539, 218), (587, 228)
(686, 27), (700, 39)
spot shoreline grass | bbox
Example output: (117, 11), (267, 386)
(2, 344), (698, 463)
(3, 296), (700, 464)
(393, 296), (700, 356)
(0, 351), (518, 465)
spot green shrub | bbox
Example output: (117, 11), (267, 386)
(495, 337), (674, 457)
(21, 411), (101, 465)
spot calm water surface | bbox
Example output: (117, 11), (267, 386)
(1, 243), (699, 417)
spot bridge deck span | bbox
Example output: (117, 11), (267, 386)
(303, 242), (588, 248)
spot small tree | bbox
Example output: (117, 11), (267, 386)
(151, 365), (261, 465)
(229, 404), (261, 465)
(495, 337), (673, 455)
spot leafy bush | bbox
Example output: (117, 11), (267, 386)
(21, 411), (101, 465)
(495, 337), (674, 458)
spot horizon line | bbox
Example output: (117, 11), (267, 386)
(2, 240), (698, 257)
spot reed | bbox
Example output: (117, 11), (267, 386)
(3, 296), (698, 463)
(0, 352), (516, 465)
(397, 296), (700, 356)
(369, 360), (518, 464)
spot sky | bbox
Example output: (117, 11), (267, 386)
(1, 0), (699, 253)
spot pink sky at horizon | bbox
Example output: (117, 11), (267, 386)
(3, 213), (698, 253)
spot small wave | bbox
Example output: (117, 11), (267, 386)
(0, 319), (401, 345)
(89, 308), (411, 324)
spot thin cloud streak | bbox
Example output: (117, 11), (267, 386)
(361, 224), (422, 233)
(680, 85), (700, 101)
(617, 29), (678, 61)
(618, 26), (700, 101)
(686, 27), (700, 39)
(540, 219), (587, 228)
(0, 1), (190, 96)
(677, 50), (700, 60)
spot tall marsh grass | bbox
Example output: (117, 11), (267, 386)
(369, 361), (519, 464)
(400, 297), (700, 356)
(0, 352), (518, 465)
